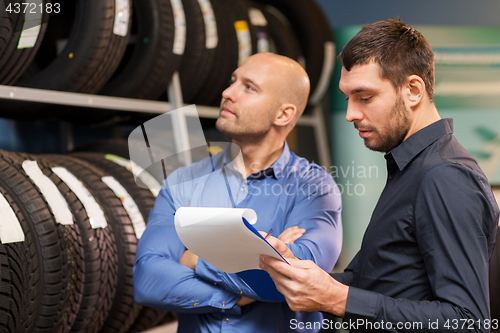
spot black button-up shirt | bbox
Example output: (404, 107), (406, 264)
(333, 119), (499, 332)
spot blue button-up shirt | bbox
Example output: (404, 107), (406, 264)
(133, 141), (342, 333)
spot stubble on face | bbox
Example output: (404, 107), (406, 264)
(216, 100), (276, 141)
(358, 93), (411, 153)
(216, 53), (310, 143)
(216, 58), (279, 141)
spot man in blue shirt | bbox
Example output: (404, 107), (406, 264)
(133, 53), (343, 332)
(260, 19), (500, 332)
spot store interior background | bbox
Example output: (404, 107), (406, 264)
(0, 0), (499, 272)
(315, 0), (500, 28)
(0, 2), (497, 333)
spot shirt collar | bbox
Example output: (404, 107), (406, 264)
(268, 141), (291, 179)
(220, 141), (291, 180)
(385, 118), (454, 172)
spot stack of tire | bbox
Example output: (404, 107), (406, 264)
(0, 139), (175, 333)
(0, 0), (334, 119)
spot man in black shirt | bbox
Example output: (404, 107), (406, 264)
(260, 19), (500, 332)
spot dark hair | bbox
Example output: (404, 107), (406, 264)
(338, 18), (435, 102)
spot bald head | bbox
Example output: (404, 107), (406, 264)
(217, 53), (310, 142)
(243, 53), (310, 122)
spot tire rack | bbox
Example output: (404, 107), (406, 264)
(0, 72), (332, 169)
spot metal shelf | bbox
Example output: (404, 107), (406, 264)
(0, 73), (331, 168)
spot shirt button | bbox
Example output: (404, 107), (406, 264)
(239, 291), (243, 295)
(193, 302), (198, 307)
(213, 282), (218, 285)
(388, 174), (394, 180)
(241, 187), (246, 192)
(224, 318), (229, 324)
(221, 309), (225, 313)
(221, 302), (226, 307)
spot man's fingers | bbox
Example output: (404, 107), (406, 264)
(263, 255), (309, 269)
(259, 256), (317, 311)
(265, 236), (296, 259)
(260, 255), (307, 279)
(260, 255), (347, 315)
(278, 226), (306, 244)
(259, 256), (297, 297)
(237, 296), (255, 307)
(279, 231), (305, 244)
(288, 231), (306, 244)
(179, 249), (198, 270)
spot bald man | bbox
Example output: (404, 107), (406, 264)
(133, 53), (343, 333)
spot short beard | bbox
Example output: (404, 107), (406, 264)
(215, 118), (270, 143)
(216, 102), (277, 142)
(366, 94), (410, 153)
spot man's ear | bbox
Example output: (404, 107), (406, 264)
(275, 104), (297, 127)
(405, 75), (425, 108)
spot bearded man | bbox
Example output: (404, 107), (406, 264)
(260, 19), (499, 333)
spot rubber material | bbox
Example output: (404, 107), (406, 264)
(257, 3), (301, 61)
(178, 0), (216, 104)
(252, 0), (334, 105)
(32, 154), (119, 333)
(0, 151), (85, 333)
(51, 154), (141, 333)
(72, 138), (133, 160)
(0, 183), (38, 333)
(192, 0), (255, 106)
(72, 137), (183, 185)
(71, 152), (174, 333)
(0, 0), (50, 85)
(17, 0), (132, 93)
(100, 0), (181, 101)
(70, 152), (155, 231)
(126, 308), (169, 333)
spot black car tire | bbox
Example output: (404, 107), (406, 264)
(51, 154), (142, 333)
(0, 151), (85, 333)
(100, 0), (182, 101)
(16, 0), (132, 93)
(0, 0), (50, 84)
(251, 0), (335, 105)
(192, 0), (255, 106)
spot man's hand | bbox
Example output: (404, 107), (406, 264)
(237, 295), (255, 307)
(278, 226), (305, 244)
(259, 255), (348, 317)
(179, 249), (198, 270)
(259, 232), (296, 260)
(259, 226), (305, 260)
(239, 226), (305, 309)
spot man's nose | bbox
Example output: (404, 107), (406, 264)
(222, 83), (236, 102)
(345, 102), (363, 123)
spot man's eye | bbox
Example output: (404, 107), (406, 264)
(360, 97), (372, 102)
(246, 85), (254, 91)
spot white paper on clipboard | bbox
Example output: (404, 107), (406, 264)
(174, 207), (287, 273)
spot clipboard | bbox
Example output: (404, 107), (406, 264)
(174, 207), (289, 301)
